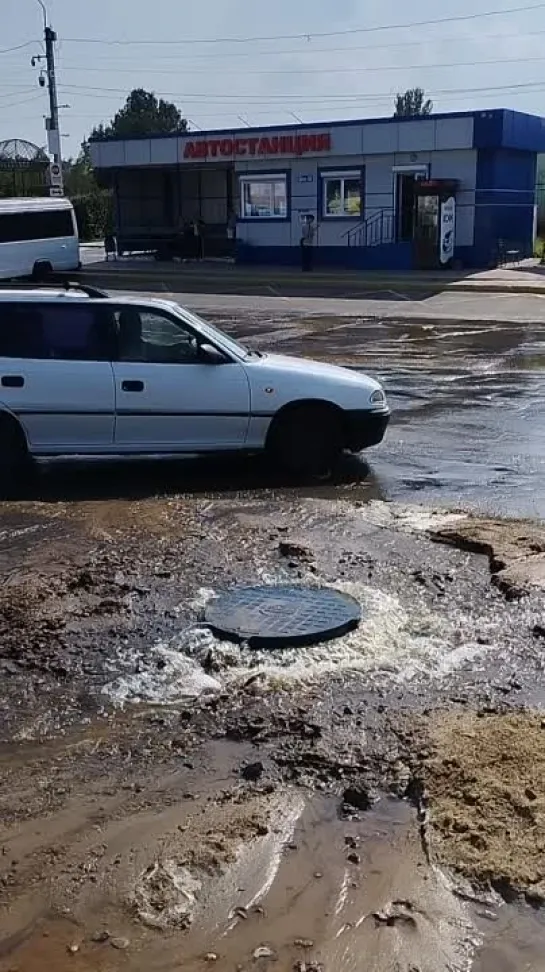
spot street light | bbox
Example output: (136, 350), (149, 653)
(35, 0), (47, 29)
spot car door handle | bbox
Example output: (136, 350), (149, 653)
(121, 380), (144, 392)
(1, 375), (24, 388)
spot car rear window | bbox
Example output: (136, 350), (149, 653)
(0, 303), (110, 360)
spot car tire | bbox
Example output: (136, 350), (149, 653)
(268, 404), (343, 476)
(0, 421), (30, 499)
(32, 260), (53, 283)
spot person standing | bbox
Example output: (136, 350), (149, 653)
(193, 218), (205, 260)
(300, 214), (315, 272)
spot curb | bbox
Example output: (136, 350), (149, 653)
(70, 268), (545, 299)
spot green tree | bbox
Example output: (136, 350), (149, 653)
(63, 142), (96, 197)
(90, 88), (188, 139)
(394, 88), (433, 117)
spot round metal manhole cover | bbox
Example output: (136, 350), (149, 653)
(204, 585), (362, 648)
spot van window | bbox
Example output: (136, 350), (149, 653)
(0, 303), (111, 360)
(0, 209), (74, 244)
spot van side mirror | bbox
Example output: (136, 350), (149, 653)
(198, 342), (227, 365)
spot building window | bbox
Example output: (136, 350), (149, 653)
(240, 174), (288, 219)
(322, 170), (362, 218)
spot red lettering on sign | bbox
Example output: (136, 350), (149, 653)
(184, 141), (199, 159)
(182, 132), (331, 161)
(247, 137), (260, 155)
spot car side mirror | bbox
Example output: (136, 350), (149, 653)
(199, 342), (227, 365)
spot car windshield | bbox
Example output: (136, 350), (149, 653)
(173, 304), (257, 360)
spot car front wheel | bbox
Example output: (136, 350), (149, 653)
(0, 421), (29, 499)
(268, 403), (343, 476)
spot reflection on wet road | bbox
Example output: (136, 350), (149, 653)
(212, 313), (545, 518)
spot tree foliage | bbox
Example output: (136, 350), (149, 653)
(90, 88), (188, 139)
(394, 88), (433, 117)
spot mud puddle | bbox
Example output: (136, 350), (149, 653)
(3, 781), (545, 972)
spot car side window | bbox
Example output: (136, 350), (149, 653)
(0, 302), (111, 361)
(114, 308), (200, 364)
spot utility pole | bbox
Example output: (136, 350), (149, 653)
(44, 25), (60, 164)
(32, 0), (63, 194)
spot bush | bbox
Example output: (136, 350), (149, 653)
(71, 191), (113, 242)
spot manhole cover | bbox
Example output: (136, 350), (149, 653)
(204, 585), (362, 648)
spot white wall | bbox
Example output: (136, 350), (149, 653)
(235, 147), (477, 249)
(91, 115), (475, 170)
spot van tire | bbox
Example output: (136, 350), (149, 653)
(31, 260), (53, 283)
(267, 403), (343, 476)
(0, 419), (30, 499)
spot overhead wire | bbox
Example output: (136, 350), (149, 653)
(61, 1), (545, 46)
(55, 53), (545, 78)
(58, 79), (545, 104)
(49, 27), (545, 64)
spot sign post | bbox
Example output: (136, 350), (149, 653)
(48, 159), (63, 196)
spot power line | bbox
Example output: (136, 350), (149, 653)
(0, 93), (47, 110)
(50, 27), (545, 64)
(62, 1), (545, 46)
(0, 40), (39, 55)
(59, 79), (545, 104)
(0, 87), (40, 101)
(56, 53), (545, 78)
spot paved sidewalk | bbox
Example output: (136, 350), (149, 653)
(76, 248), (545, 298)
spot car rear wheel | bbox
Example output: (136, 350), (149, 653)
(0, 420), (29, 499)
(31, 260), (53, 282)
(268, 404), (343, 476)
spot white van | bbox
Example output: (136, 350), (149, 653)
(0, 197), (80, 281)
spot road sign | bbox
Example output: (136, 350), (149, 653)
(49, 186), (64, 197)
(49, 161), (63, 187)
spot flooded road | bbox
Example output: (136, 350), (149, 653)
(1, 304), (545, 969)
(199, 310), (545, 519)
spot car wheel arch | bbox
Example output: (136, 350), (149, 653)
(0, 409), (29, 450)
(265, 398), (347, 447)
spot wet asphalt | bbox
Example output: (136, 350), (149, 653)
(182, 305), (545, 520)
(19, 290), (545, 519)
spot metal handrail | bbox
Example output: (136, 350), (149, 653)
(344, 209), (395, 247)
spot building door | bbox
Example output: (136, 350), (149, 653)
(396, 173), (418, 242)
(413, 193), (440, 269)
(413, 180), (459, 269)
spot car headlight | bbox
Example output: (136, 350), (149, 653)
(370, 389), (385, 404)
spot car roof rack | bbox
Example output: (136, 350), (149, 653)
(0, 279), (109, 298)
(61, 280), (109, 298)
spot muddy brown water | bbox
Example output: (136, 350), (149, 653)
(2, 760), (545, 972)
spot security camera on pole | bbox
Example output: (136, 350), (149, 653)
(32, 0), (63, 196)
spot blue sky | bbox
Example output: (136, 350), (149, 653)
(3, 0), (545, 157)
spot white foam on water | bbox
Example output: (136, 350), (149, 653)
(134, 860), (202, 930)
(203, 579), (484, 687)
(102, 569), (487, 707)
(350, 500), (467, 533)
(101, 638), (221, 708)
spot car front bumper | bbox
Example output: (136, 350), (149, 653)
(345, 409), (390, 451)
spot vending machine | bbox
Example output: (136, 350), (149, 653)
(413, 179), (459, 269)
